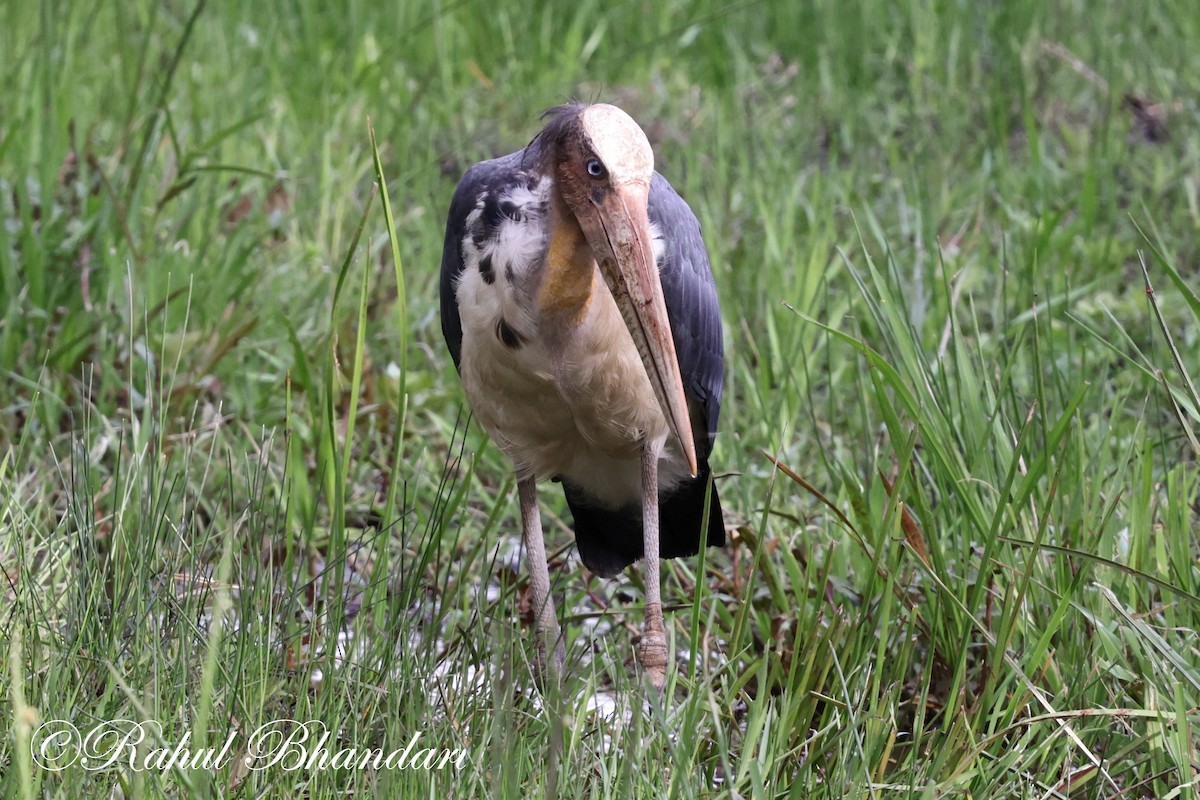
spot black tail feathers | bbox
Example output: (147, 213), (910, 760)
(563, 471), (724, 578)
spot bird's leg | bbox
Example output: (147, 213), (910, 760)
(637, 443), (669, 691)
(518, 477), (564, 682)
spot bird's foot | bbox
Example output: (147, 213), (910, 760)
(637, 606), (668, 691)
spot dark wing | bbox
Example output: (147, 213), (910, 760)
(648, 171), (724, 459)
(438, 149), (532, 370)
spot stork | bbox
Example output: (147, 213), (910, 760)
(439, 103), (724, 689)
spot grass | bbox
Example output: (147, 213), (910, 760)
(2, 0), (1199, 796)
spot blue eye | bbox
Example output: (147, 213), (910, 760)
(586, 158), (605, 178)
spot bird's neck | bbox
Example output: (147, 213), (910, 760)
(537, 190), (597, 327)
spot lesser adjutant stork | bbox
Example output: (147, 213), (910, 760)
(439, 103), (724, 688)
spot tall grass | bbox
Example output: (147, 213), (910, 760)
(2, 0), (1198, 796)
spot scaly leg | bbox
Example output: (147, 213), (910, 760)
(637, 445), (668, 690)
(518, 477), (564, 681)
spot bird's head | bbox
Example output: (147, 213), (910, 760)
(538, 103), (697, 475)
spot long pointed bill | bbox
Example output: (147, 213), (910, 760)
(583, 181), (698, 477)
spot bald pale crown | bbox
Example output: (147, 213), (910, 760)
(578, 104), (654, 185)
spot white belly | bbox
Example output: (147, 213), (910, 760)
(457, 268), (687, 508)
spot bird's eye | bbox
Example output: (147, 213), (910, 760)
(586, 158), (605, 178)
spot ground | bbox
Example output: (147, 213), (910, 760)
(1, 0), (1199, 797)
